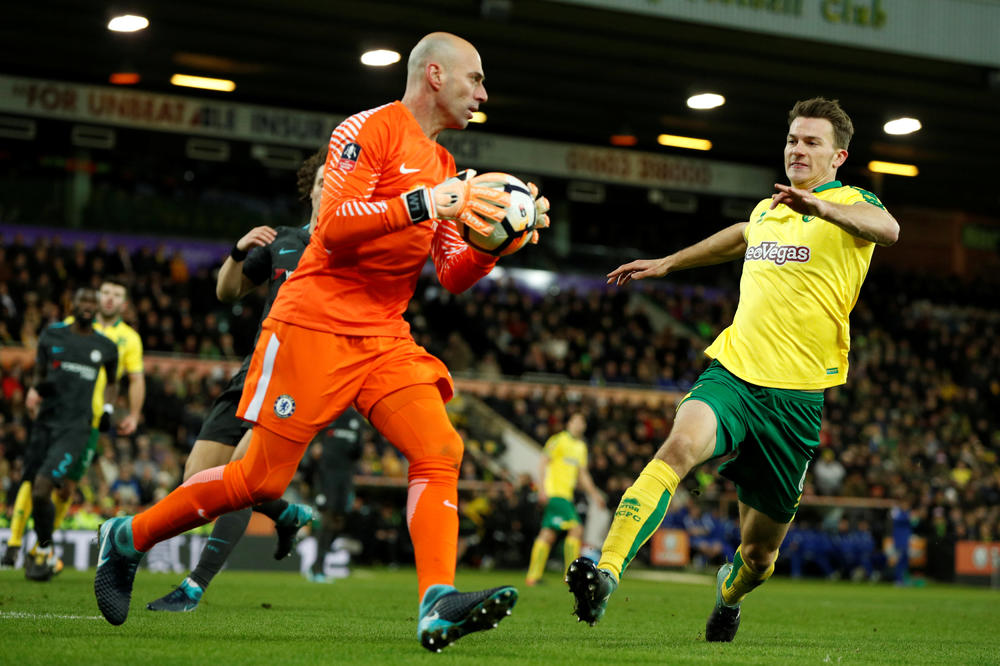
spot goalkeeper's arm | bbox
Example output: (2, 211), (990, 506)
(319, 170), (509, 248)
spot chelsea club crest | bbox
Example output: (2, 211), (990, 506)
(273, 394), (296, 418)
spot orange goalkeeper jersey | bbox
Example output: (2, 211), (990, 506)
(268, 101), (497, 337)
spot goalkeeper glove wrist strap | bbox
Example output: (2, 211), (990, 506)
(403, 186), (434, 224)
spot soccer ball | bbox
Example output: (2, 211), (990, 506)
(458, 172), (536, 256)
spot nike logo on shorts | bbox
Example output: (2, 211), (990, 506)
(399, 164), (420, 174)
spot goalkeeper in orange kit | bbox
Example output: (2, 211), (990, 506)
(94, 31), (550, 652)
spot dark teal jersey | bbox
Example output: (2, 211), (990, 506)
(35, 323), (118, 425)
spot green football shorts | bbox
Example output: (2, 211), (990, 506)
(66, 428), (100, 482)
(541, 496), (580, 531)
(678, 360), (823, 523)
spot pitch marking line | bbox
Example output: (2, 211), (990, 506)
(0, 610), (104, 621)
(628, 570), (714, 585)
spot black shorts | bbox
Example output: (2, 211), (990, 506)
(30, 419), (93, 486)
(196, 365), (250, 446)
(317, 479), (354, 515)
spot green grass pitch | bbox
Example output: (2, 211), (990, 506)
(1, 567), (997, 664)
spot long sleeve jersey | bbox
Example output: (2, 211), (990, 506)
(268, 101), (497, 337)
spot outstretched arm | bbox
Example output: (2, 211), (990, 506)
(771, 184), (899, 246)
(607, 222), (749, 286)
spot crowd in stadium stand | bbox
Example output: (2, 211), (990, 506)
(1, 233), (997, 582)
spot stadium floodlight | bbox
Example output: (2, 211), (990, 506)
(170, 74), (236, 92)
(868, 160), (918, 177)
(658, 133), (712, 151)
(107, 15), (149, 32)
(361, 49), (401, 67)
(687, 93), (725, 110)
(883, 117), (922, 135)
(469, 111), (487, 124)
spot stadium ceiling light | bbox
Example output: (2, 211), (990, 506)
(107, 14), (149, 32)
(883, 117), (922, 135)
(170, 74), (236, 92)
(657, 133), (712, 151)
(469, 111), (487, 124)
(868, 160), (919, 177)
(687, 93), (725, 110)
(361, 49), (401, 67)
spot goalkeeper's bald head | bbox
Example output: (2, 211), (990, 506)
(406, 32), (478, 88)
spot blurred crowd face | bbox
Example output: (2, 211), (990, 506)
(98, 282), (127, 320)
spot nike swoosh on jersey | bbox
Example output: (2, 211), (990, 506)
(52, 346), (64, 353)
(443, 500), (458, 510)
(399, 164), (420, 174)
(278, 248), (297, 254)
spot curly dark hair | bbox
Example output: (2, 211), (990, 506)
(296, 148), (327, 200)
(788, 97), (854, 150)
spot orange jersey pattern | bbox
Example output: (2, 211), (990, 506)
(268, 101), (496, 337)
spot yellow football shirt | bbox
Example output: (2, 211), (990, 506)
(543, 430), (588, 500)
(66, 317), (144, 426)
(704, 181), (883, 390)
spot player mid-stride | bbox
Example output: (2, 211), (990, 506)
(568, 98), (898, 642)
(94, 32), (549, 653)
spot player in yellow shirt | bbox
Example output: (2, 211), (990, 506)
(526, 413), (604, 586)
(2, 279), (144, 569)
(568, 98), (899, 642)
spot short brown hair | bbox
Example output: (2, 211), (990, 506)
(296, 148), (327, 200)
(788, 97), (854, 150)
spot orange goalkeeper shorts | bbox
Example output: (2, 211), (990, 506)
(237, 317), (454, 442)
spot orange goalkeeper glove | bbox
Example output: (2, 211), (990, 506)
(526, 181), (551, 244)
(401, 170), (510, 235)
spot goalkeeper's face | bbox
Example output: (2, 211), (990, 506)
(441, 45), (487, 130)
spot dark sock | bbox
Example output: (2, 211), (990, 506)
(253, 499), (289, 523)
(190, 508), (252, 589)
(312, 529), (336, 575)
(32, 495), (55, 548)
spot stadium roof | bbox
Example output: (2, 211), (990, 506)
(3, 0), (999, 215)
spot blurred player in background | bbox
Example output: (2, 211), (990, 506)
(95, 32), (550, 652)
(569, 98), (899, 642)
(303, 408), (365, 583)
(20, 288), (118, 580)
(145, 151), (325, 612)
(526, 412), (604, 586)
(2, 279), (142, 569)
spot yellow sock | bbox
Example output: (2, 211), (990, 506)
(8, 482), (33, 548)
(563, 535), (581, 573)
(51, 491), (71, 531)
(721, 545), (775, 606)
(597, 459), (680, 581)
(526, 538), (552, 582)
